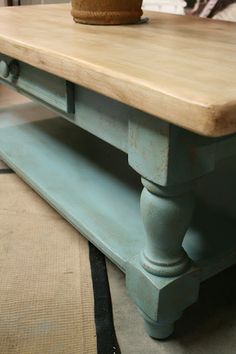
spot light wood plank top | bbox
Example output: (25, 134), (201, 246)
(0, 4), (236, 137)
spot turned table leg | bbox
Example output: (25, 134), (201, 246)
(137, 178), (195, 338)
(127, 112), (213, 339)
(127, 177), (199, 339)
(140, 178), (194, 277)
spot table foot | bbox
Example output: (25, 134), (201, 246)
(142, 312), (179, 339)
(126, 256), (200, 340)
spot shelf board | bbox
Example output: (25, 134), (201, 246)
(0, 103), (236, 280)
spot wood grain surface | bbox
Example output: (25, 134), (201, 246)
(0, 4), (236, 136)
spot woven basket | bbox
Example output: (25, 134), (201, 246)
(71, 0), (143, 25)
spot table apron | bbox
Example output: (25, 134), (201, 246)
(1, 54), (236, 186)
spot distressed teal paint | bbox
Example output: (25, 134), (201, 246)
(140, 178), (194, 277)
(128, 110), (171, 185)
(126, 256), (200, 338)
(128, 111), (216, 186)
(75, 86), (130, 152)
(0, 112), (235, 276)
(0, 116), (143, 269)
(0, 54), (71, 114)
(1, 53), (236, 339)
(0, 114), (236, 338)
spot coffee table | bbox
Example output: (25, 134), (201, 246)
(0, 4), (236, 339)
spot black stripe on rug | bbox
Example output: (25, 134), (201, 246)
(89, 243), (121, 354)
(0, 168), (14, 174)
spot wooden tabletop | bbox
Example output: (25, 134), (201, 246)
(0, 4), (236, 137)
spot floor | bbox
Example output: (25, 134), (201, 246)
(1, 85), (236, 354)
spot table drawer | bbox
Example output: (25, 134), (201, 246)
(0, 54), (74, 114)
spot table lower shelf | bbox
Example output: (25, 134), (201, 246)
(0, 105), (236, 282)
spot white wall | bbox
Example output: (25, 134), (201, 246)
(142, 0), (186, 14)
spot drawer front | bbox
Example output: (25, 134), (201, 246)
(0, 54), (74, 115)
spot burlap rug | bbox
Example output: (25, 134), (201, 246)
(0, 170), (120, 354)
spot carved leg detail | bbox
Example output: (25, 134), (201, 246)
(140, 178), (194, 277)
